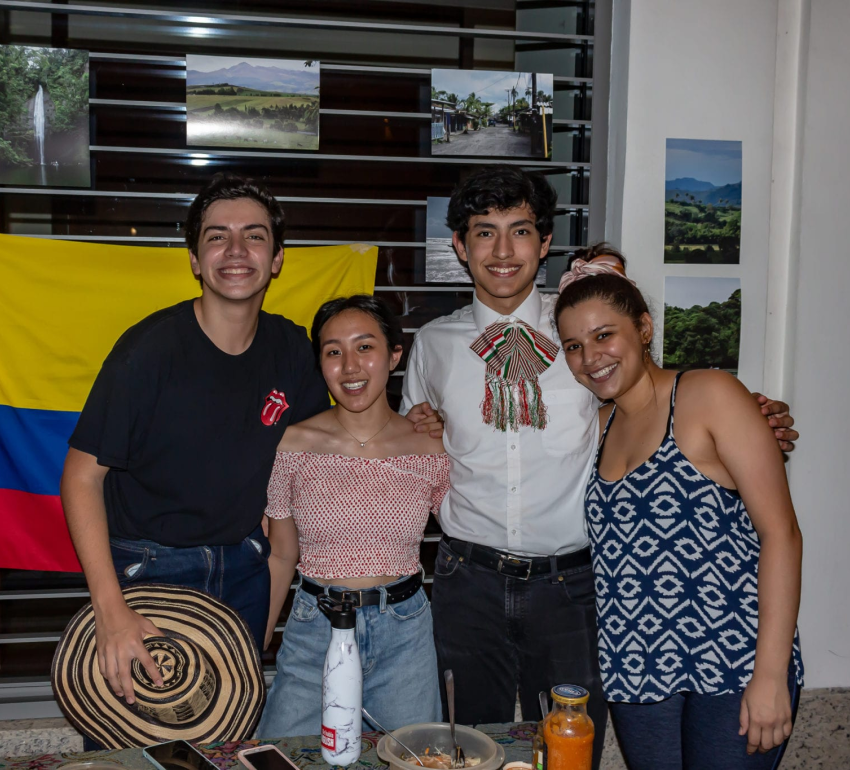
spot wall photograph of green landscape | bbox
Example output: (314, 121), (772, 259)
(664, 276), (741, 375)
(664, 138), (742, 264)
(186, 55), (319, 151)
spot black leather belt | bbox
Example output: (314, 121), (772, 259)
(299, 572), (422, 606)
(442, 535), (591, 580)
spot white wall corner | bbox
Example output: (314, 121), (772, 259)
(762, 0), (811, 400)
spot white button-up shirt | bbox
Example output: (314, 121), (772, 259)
(401, 288), (598, 556)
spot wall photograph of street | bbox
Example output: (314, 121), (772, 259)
(431, 69), (553, 159)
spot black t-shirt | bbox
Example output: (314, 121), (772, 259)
(69, 300), (330, 546)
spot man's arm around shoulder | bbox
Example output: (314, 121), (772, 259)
(401, 332), (444, 437)
(60, 448), (164, 703)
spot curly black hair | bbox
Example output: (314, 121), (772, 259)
(446, 165), (558, 241)
(184, 173), (285, 257)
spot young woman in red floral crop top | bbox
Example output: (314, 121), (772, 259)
(256, 295), (449, 739)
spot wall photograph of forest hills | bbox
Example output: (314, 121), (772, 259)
(0, 46), (90, 187)
(664, 138), (742, 264)
(186, 55), (319, 151)
(663, 276), (741, 375)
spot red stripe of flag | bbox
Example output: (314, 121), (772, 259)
(0, 488), (81, 572)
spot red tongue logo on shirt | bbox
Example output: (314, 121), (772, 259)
(261, 389), (289, 426)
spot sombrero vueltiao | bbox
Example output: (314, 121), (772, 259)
(51, 584), (265, 748)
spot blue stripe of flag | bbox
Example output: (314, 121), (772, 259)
(0, 404), (79, 496)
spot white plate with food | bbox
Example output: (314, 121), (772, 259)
(376, 723), (505, 770)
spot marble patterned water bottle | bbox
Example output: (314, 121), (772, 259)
(318, 595), (362, 766)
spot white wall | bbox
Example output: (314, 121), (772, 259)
(606, 0), (850, 688)
(786, 0), (850, 688)
(608, 0), (778, 391)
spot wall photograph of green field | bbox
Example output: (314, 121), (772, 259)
(663, 276), (741, 375)
(186, 55), (319, 151)
(664, 138), (742, 265)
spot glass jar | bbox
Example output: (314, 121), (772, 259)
(532, 720), (545, 770)
(540, 684), (594, 770)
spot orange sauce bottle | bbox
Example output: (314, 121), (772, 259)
(541, 685), (594, 770)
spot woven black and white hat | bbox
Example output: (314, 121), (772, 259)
(51, 584), (265, 749)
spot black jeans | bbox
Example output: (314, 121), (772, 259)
(431, 539), (607, 770)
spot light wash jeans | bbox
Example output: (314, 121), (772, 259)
(257, 573), (442, 738)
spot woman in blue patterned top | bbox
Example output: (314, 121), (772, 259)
(554, 258), (803, 770)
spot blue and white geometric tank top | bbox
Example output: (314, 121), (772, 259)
(585, 372), (804, 703)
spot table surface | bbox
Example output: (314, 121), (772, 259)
(1, 723), (538, 770)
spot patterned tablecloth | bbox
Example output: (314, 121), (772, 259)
(0, 723), (538, 770)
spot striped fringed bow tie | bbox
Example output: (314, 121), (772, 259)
(469, 319), (560, 432)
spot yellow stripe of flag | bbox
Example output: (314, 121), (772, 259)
(0, 234), (378, 412)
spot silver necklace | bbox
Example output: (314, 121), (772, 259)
(333, 409), (393, 447)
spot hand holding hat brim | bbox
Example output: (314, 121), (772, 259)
(52, 584), (265, 749)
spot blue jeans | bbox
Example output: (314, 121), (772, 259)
(609, 664), (801, 770)
(109, 525), (271, 650)
(257, 573), (441, 739)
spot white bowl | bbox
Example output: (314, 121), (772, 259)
(377, 722), (505, 770)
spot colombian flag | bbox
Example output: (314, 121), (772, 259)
(0, 234), (378, 572)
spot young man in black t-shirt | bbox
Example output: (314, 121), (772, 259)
(61, 174), (329, 707)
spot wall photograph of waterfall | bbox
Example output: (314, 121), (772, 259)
(0, 45), (90, 187)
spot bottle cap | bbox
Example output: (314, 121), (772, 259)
(551, 684), (589, 705)
(317, 595), (356, 629)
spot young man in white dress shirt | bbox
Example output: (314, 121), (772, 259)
(402, 166), (798, 768)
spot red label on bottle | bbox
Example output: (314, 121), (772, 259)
(321, 726), (336, 750)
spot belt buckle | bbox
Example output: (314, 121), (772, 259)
(339, 589), (363, 607)
(497, 554), (533, 580)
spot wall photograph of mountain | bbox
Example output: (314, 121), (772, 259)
(664, 138), (742, 264)
(186, 55), (319, 151)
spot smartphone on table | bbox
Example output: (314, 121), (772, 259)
(238, 744), (301, 770)
(143, 739), (218, 770)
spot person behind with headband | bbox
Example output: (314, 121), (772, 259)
(257, 295), (448, 738)
(554, 258), (804, 769)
